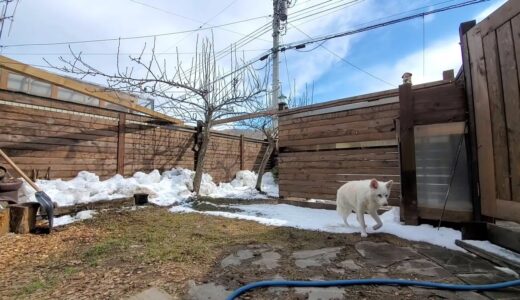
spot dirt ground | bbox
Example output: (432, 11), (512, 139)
(0, 206), (515, 300)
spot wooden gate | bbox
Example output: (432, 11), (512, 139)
(461, 0), (520, 222)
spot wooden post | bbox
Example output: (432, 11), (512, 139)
(459, 20), (481, 221)
(399, 82), (419, 225)
(9, 203), (39, 234)
(240, 134), (245, 170)
(0, 69), (8, 89)
(0, 209), (9, 235)
(442, 69), (455, 81)
(117, 113), (126, 175)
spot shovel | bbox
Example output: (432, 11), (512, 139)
(0, 149), (54, 231)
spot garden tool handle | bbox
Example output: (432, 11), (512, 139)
(0, 148), (42, 192)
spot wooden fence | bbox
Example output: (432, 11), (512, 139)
(0, 89), (267, 182)
(460, 0), (520, 223)
(277, 79), (467, 221)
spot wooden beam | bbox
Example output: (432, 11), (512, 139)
(0, 68), (8, 89)
(282, 96), (399, 120)
(442, 69), (455, 81)
(240, 134), (244, 170)
(399, 83), (418, 225)
(117, 113), (126, 175)
(0, 56), (183, 125)
(213, 108), (278, 125)
(467, 26), (496, 217)
(459, 20), (481, 221)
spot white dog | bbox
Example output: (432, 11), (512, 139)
(336, 179), (393, 237)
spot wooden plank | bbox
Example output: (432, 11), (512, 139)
(279, 132), (396, 147)
(283, 96), (399, 120)
(414, 122), (466, 137)
(460, 20), (481, 221)
(514, 15), (520, 88)
(279, 117), (396, 140)
(467, 26), (496, 217)
(0, 55), (183, 125)
(117, 113), (126, 175)
(0, 149), (116, 159)
(280, 103), (399, 129)
(240, 134), (244, 170)
(0, 103), (120, 127)
(0, 134), (118, 149)
(478, 0), (520, 37)
(497, 22), (520, 203)
(487, 222), (520, 253)
(413, 108), (466, 125)
(2, 118), (118, 137)
(495, 199), (520, 224)
(0, 69), (8, 89)
(279, 88), (399, 118)
(399, 83), (418, 225)
(0, 89), (120, 118)
(279, 146), (397, 157)
(0, 126), (119, 144)
(279, 160), (399, 169)
(54, 197), (135, 216)
(483, 31), (512, 202)
(279, 167), (400, 176)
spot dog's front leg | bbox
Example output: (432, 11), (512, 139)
(356, 209), (367, 237)
(370, 210), (383, 230)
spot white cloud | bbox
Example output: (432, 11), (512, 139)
(344, 35), (462, 95)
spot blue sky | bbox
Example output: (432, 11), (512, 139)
(0, 0), (507, 108)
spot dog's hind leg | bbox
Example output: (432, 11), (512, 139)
(342, 210), (351, 227)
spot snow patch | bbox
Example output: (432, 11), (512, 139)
(494, 266), (519, 278)
(18, 168), (279, 207)
(170, 204), (463, 251)
(54, 210), (96, 227)
(464, 240), (520, 264)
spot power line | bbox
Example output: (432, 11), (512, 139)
(160, 0), (245, 53)
(0, 14), (270, 48)
(289, 23), (395, 87)
(0, 49), (270, 56)
(292, 0), (457, 28)
(282, 0), (489, 51)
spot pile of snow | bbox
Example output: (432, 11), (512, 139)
(170, 204), (463, 251)
(208, 170), (279, 199)
(54, 210), (96, 227)
(19, 168), (279, 207)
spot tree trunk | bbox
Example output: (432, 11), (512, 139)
(255, 141), (275, 192)
(193, 127), (211, 195)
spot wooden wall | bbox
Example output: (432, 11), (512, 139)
(461, 0), (520, 222)
(277, 80), (467, 208)
(278, 90), (401, 204)
(0, 90), (267, 183)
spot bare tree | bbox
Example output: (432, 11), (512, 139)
(239, 82), (314, 192)
(52, 36), (268, 194)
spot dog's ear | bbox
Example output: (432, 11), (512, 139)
(385, 180), (393, 189)
(370, 179), (378, 189)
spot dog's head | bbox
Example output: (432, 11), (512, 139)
(369, 179), (393, 206)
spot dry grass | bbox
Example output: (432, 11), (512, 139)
(0, 206), (415, 299)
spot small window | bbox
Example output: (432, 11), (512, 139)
(7, 72), (51, 97)
(57, 87), (99, 106)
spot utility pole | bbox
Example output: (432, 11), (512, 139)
(271, 0), (288, 126)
